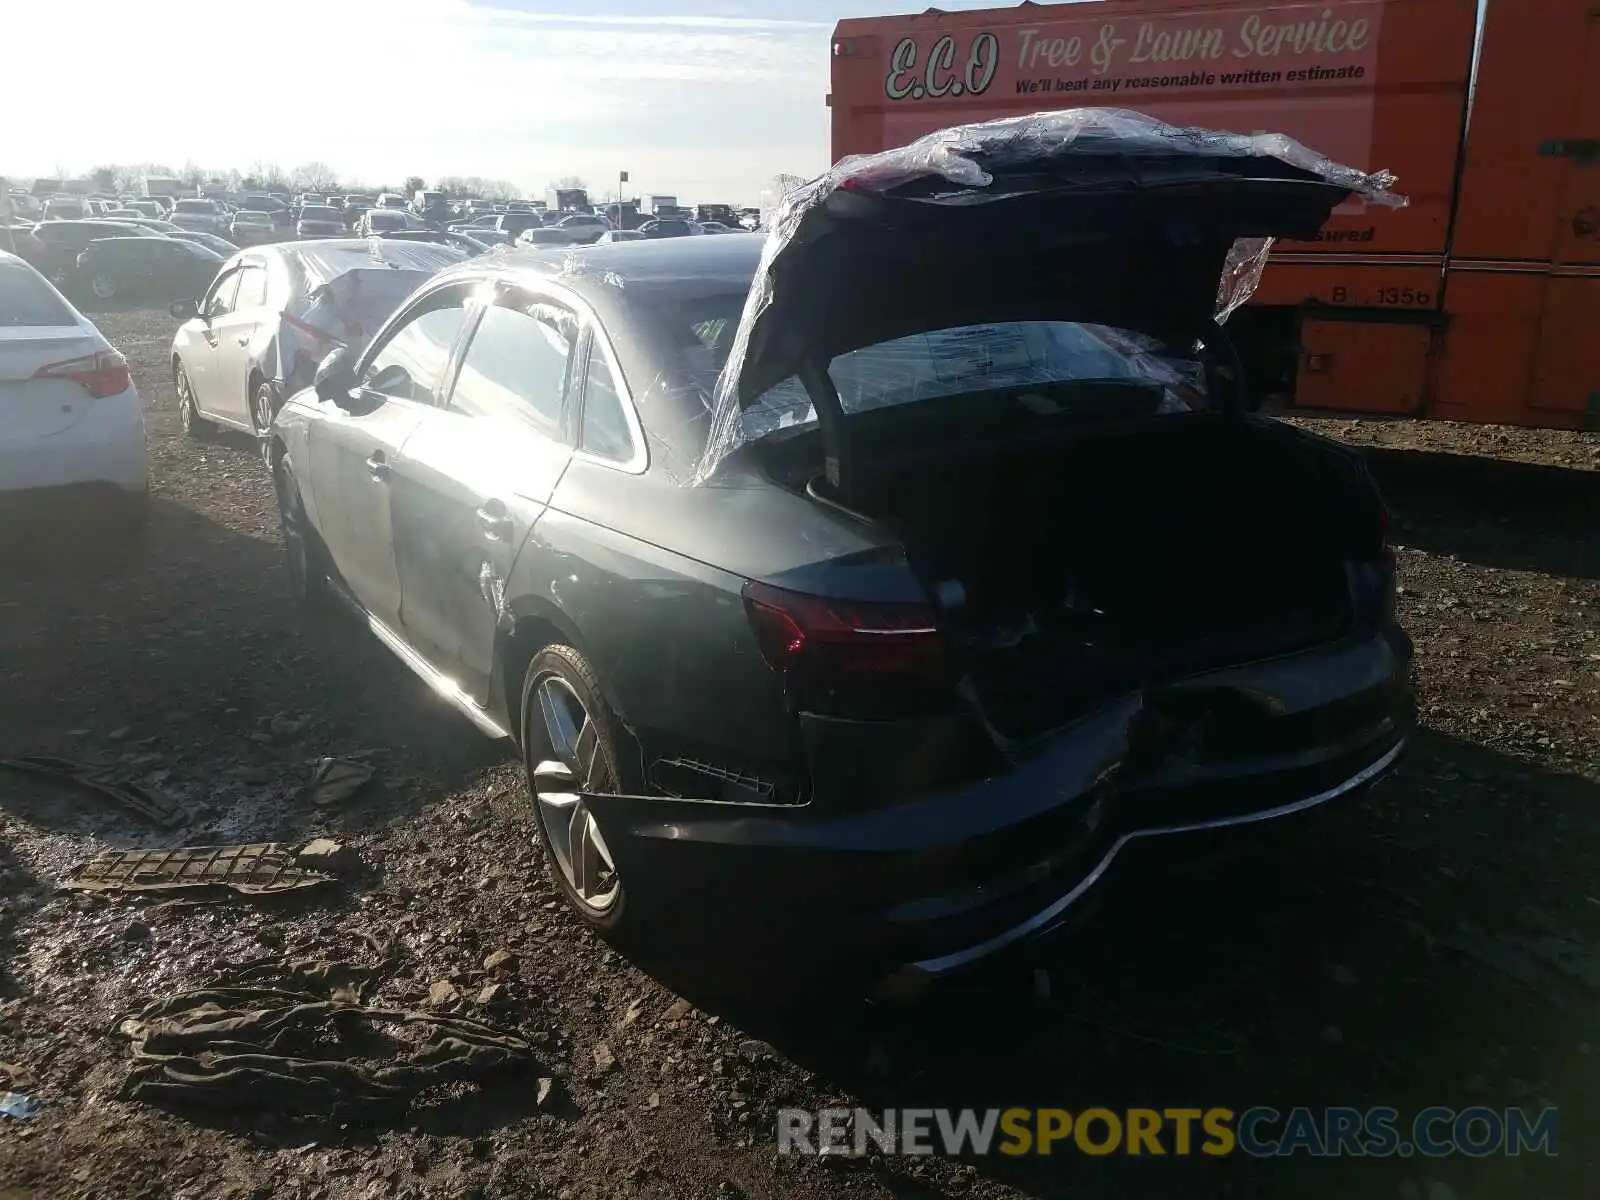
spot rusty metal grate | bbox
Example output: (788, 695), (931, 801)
(62, 844), (333, 896)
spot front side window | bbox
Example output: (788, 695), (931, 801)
(447, 300), (575, 439)
(358, 300), (469, 403)
(204, 270), (241, 318)
(233, 265), (269, 309)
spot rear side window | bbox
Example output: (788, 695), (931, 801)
(447, 301), (575, 439)
(578, 343), (634, 464)
(0, 264), (75, 327)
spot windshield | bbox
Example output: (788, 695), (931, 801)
(174, 200), (213, 213)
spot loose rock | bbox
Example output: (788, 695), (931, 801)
(482, 949), (516, 973)
(427, 981), (460, 1007)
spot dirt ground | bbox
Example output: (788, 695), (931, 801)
(1, 309), (1597, 1200)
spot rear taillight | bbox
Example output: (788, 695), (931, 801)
(33, 350), (131, 399)
(743, 582), (947, 714)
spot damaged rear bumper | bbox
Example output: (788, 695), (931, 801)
(583, 625), (1413, 976)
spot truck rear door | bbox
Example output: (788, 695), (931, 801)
(1435, 0), (1600, 427)
(1530, 10), (1600, 425)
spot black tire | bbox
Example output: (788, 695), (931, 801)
(174, 359), (213, 441)
(272, 455), (335, 613)
(520, 645), (642, 938)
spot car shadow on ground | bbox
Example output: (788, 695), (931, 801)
(637, 727), (1599, 1197)
(0, 494), (505, 846)
(1370, 448), (1600, 580)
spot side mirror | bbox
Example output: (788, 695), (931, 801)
(169, 297), (198, 320)
(313, 347), (356, 402)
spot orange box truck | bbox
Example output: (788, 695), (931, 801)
(828, 0), (1599, 428)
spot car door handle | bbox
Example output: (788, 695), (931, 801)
(366, 453), (390, 481)
(475, 502), (513, 541)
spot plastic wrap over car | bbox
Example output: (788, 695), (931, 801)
(694, 107), (1405, 484)
(254, 239), (466, 396)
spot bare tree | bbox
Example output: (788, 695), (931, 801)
(551, 175), (587, 194)
(760, 173), (808, 217)
(180, 160), (205, 188)
(403, 175), (426, 196)
(250, 161), (288, 190)
(291, 162), (339, 193)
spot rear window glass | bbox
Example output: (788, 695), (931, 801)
(743, 323), (1205, 437)
(174, 200), (214, 213)
(0, 264), (76, 327)
(639, 293), (1206, 440)
(301, 207), (340, 220)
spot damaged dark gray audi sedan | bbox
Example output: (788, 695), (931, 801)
(270, 110), (1414, 980)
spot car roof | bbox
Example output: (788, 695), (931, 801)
(250, 238), (464, 288)
(438, 233), (761, 309)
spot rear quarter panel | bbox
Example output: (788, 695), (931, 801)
(509, 459), (910, 768)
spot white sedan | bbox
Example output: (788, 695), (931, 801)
(0, 250), (148, 535)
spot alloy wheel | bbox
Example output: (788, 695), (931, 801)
(252, 383), (277, 464)
(531, 675), (620, 913)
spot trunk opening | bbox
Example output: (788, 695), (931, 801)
(794, 415), (1371, 739)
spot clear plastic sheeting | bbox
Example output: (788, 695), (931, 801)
(694, 107), (1405, 485)
(815, 107), (1402, 203)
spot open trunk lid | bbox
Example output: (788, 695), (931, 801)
(697, 107), (1403, 486)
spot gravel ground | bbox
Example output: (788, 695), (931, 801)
(1, 309), (1597, 1200)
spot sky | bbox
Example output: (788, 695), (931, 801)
(6, 0), (1011, 204)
